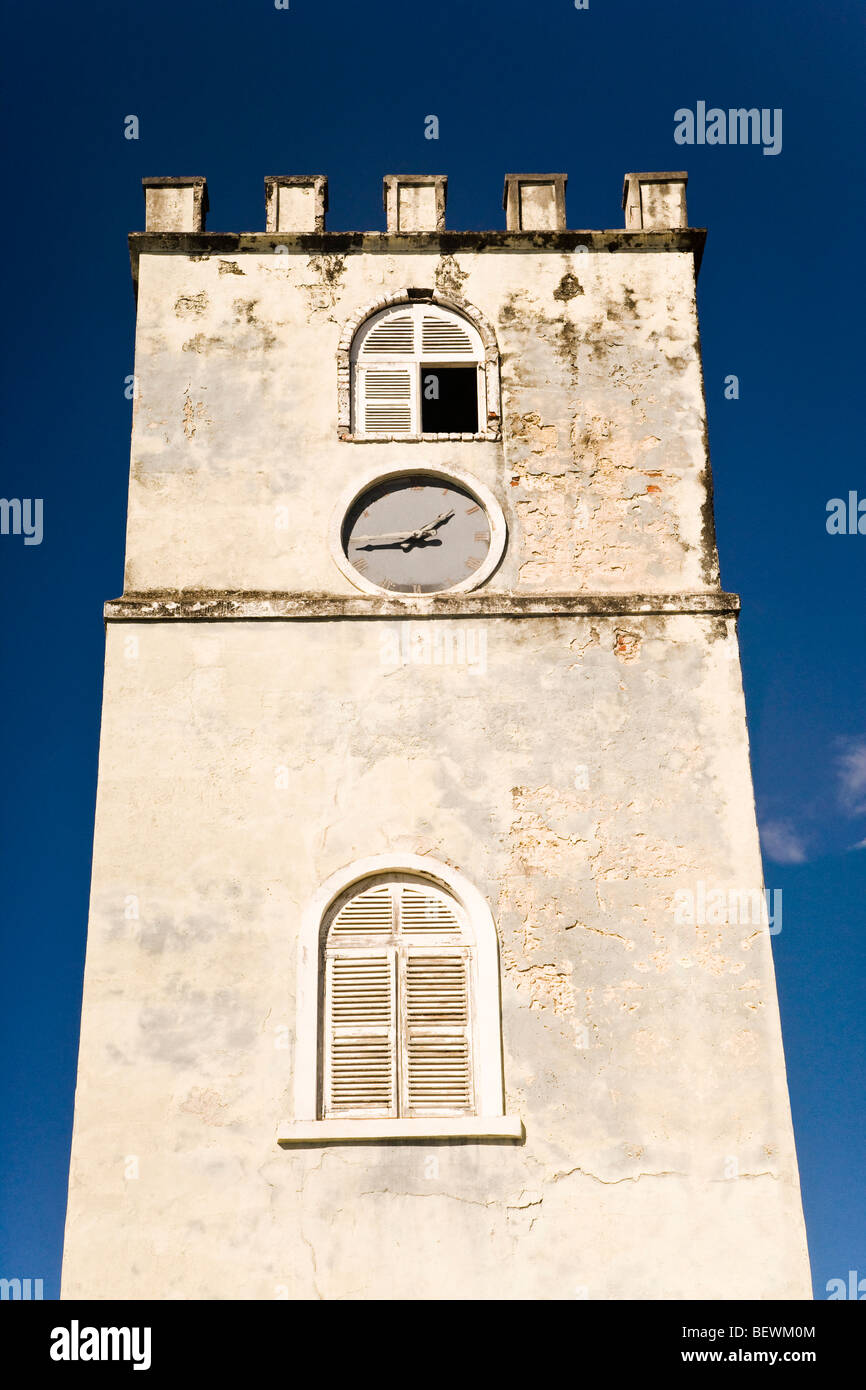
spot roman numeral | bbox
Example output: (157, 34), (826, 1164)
(474, 532), (489, 545)
(466, 504), (480, 514)
(465, 557), (481, 571)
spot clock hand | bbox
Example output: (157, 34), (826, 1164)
(352, 510), (455, 551)
(413, 509), (455, 538)
(352, 531), (417, 545)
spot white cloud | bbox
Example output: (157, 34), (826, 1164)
(760, 819), (808, 865)
(837, 737), (866, 815)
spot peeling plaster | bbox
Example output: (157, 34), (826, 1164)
(62, 235), (810, 1301)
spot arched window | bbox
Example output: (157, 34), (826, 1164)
(281, 855), (522, 1142)
(348, 301), (493, 439)
(323, 873), (473, 1118)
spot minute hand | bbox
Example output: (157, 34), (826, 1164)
(415, 509), (455, 537)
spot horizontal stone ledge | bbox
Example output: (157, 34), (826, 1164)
(278, 1116), (526, 1145)
(129, 227), (706, 289)
(104, 591), (740, 621)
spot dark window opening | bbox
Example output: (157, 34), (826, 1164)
(420, 367), (478, 433)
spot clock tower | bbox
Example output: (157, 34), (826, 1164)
(62, 170), (811, 1299)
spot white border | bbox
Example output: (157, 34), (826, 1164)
(290, 854), (508, 1128)
(329, 466), (508, 598)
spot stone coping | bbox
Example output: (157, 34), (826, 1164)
(105, 591), (739, 621)
(128, 227), (706, 289)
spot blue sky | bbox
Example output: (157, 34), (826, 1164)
(1, 0), (863, 1299)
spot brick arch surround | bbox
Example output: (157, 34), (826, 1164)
(337, 290), (502, 440)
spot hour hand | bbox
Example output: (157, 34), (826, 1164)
(352, 531), (416, 548)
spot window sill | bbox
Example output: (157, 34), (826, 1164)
(278, 1116), (524, 1144)
(338, 431), (501, 444)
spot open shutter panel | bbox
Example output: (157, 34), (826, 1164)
(324, 951), (397, 1116)
(403, 951), (473, 1115)
(360, 367), (413, 433)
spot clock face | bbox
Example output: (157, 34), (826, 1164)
(342, 474), (493, 594)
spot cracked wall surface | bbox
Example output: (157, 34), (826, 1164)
(62, 614), (810, 1299)
(62, 227), (810, 1300)
(125, 244), (717, 596)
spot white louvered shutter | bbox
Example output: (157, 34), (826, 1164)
(329, 883), (395, 942)
(324, 951), (397, 1116)
(355, 310), (416, 433)
(322, 875), (477, 1120)
(402, 950), (473, 1115)
(420, 312), (475, 357)
(361, 312), (415, 355)
(399, 883), (462, 937)
(358, 367), (414, 433)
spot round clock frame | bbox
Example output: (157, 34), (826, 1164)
(331, 467), (507, 597)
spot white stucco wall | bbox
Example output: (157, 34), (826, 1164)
(61, 227), (810, 1299)
(124, 241), (716, 597)
(62, 614), (810, 1299)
